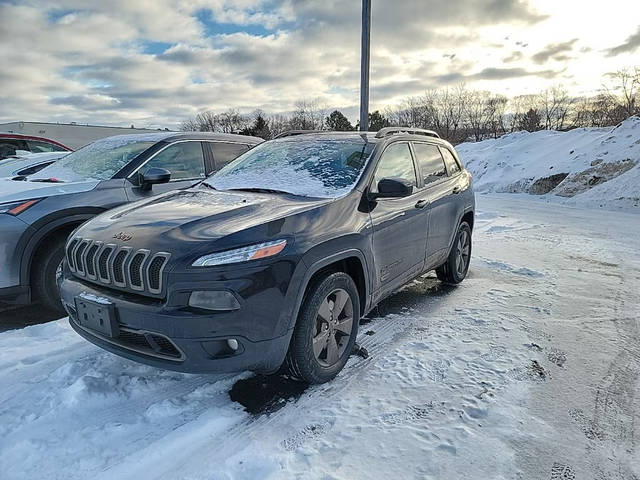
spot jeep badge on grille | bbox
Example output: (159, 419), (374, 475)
(113, 232), (133, 241)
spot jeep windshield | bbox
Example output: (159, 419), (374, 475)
(205, 137), (375, 198)
(29, 133), (171, 182)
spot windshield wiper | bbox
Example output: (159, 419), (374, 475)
(227, 187), (291, 195)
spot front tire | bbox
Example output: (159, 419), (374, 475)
(436, 221), (472, 285)
(31, 235), (67, 316)
(283, 272), (360, 384)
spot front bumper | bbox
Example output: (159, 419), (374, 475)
(59, 259), (303, 374)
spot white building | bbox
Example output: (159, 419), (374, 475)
(0, 121), (174, 150)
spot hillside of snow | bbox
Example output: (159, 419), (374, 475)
(456, 116), (640, 211)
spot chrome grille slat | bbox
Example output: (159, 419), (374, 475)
(97, 244), (115, 283)
(65, 237), (170, 297)
(66, 239), (79, 271)
(73, 240), (89, 276)
(84, 241), (101, 280)
(111, 247), (132, 287)
(146, 253), (170, 294)
(126, 249), (149, 291)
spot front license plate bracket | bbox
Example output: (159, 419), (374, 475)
(75, 296), (119, 338)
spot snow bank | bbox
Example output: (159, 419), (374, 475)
(456, 116), (640, 211)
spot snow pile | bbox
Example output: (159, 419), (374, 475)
(457, 116), (640, 211)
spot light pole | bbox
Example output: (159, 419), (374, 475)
(359, 0), (371, 131)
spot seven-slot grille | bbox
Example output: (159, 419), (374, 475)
(66, 237), (170, 296)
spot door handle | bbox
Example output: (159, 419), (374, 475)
(452, 186), (461, 194)
(414, 199), (428, 209)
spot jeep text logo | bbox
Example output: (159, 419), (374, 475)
(113, 232), (133, 241)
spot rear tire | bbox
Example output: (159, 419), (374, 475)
(283, 272), (360, 384)
(32, 235), (67, 316)
(436, 221), (472, 285)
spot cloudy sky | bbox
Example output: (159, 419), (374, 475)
(1, 0), (638, 128)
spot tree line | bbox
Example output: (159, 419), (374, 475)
(180, 66), (639, 144)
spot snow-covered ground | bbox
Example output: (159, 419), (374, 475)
(457, 116), (640, 212)
(1, 194), (638, 480)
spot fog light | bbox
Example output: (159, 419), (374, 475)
(227, 338), (239, 351)
(188, 290), (240, 311)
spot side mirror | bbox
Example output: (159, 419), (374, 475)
(369, 177), (413, 199)
(139, 167), (171, 190)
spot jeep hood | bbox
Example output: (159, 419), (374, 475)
(74, 187), (330, 252)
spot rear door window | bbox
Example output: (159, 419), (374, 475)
(142, 141), (205, 181)
(440, 147), (461, 175)
(211, 142), (251, 169)
(412, 142), (447, 185)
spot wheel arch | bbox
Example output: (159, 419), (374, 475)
(289, 249), (370, 330)
(460, 209), (474, 231)
(20, 208), (106, 285)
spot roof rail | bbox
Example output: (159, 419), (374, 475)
(274, 129), (323, 139)
(374, 127), (440, 139)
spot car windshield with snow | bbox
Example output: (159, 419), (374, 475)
(59, 128), (475, 384)
(31, 136), (160, 182)
(205, 138), (375, 198)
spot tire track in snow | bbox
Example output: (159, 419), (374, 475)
(585, 280), (640, 480)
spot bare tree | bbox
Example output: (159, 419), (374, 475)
(266, 114), (290, 138)
(540, 86), (573, 130)
(610, 67), (639, 117)
(180, 117), (199, 132)
(507, 95), (538, 132)
(485, 94), (508, 138)
(288, 98), (328, 130)
(217, 109), (248, 133)
(181, 66), (639, 143)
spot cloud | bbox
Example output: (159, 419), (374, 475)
(531, 39), (578, 64)
(606, 26), (640, 56)
(503, 51), (524, 63)
(470, 67), (558, 80)
(0, 0), (623, 128)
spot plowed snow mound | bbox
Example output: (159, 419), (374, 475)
(457, 116), (640, 211)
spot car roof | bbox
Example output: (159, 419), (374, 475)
(0, 133), (72, 150)
(160, 132), (264, 144)
(272, 130), (454, 149)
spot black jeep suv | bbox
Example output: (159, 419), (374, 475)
(59, 128), (474, 384)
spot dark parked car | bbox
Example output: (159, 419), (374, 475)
(0, 132), (262, 313)
(0, 133), (72, 159)
(59, 128), (474, 384)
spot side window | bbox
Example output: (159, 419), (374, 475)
(26, 140), (66, 153)
(212, 142), (250, 169)
(372, 143), (416, 192)
(143, 142), (205, 181)
(0, 139), (28, 157)
(440, 147), (461, 175)
(412, 142), (447, 185)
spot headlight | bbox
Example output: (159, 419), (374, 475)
(192, 239), (287, 267)
(0, 198), (41, 215)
